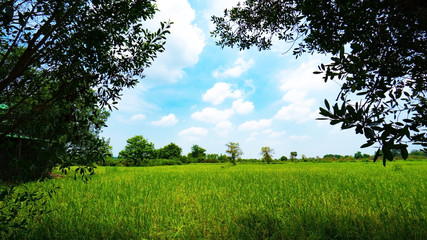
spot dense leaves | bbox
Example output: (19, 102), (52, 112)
(190, 144), (206, 160)
(118, 135), (155, 166)
(0, 0), (171, 177)
(158, 142), (182, 160)
(212, 0), (427, 165)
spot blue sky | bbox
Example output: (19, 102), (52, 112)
(101, 0), (375, 158)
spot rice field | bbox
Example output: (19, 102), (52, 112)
(11, 161), (427, 239)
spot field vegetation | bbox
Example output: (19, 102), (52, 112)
(6, 160), (427, 239)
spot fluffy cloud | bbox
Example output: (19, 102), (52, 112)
(238, 119), (272, 131)
(245, 131), (260, 142)
(214, 121), (233, 137)
(178, 127), (208, 141)
(274, 57), (336, 124)
(281, 89), (307, 103)
(130, 114), (146, 121)
(213, 57), (255, 78)
(278, 59), (328, 92)
(274, 99), (317, 123)
(270, 131), (286, 138)
(151, 114), (178, 127)
(202, 82), (242, 105)
(232, 99), (254, 114)
(191, 107), (234, 124)
(144, 0), (205, 83)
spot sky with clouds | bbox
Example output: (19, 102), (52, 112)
(101, 0), (376, 159)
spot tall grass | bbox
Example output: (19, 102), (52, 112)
(12, 161), (427, 239)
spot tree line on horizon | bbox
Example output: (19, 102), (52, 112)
(100, 135), (427, 167)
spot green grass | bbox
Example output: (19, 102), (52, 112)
(10, 161), (427, 239)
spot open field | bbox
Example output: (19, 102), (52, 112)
(11, 161), (427, 239)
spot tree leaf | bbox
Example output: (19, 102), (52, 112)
(401, 148), (408, 160)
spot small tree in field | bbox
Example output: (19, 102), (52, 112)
(290, 151), (298, 161)
(118, 135), (155, 166)
(261, 146), (275, 164)
(226, 142), (243, 165)
(191, 144), (206, 161)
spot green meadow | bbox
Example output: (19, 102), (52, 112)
(11, 161), (427, 239)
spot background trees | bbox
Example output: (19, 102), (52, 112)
(158, 143), (182, 160)
(212, 0), (427, 165)
(190, 144), (206, 161)
(290, 152), (298, 161)
(226, 142), (243, 165)
(261, 146), (274, 164)
(118, 135), (155, 166)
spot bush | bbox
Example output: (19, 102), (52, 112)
(148, 159), (182, 166)
(97, 157), (122, 167)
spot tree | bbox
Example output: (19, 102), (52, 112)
(0, 0), (171, 171)
(190, 144), (206, 160)
(354, 151), (363, 159)
(261, 146), (274, 164)
(226, 142), (243, 165)
(212, 0), (427, 166)
(118, 135), (155, 166)
(158, 143), (182, 159)
(290, 151), (297, 160)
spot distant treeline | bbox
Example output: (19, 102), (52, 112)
(98, 145), (427, 166)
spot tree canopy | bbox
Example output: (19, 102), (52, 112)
(225, 142), (243, 165)
(212, 0), (427, 165)
(118, 135), (155, 166)
(158, 142), (182, 159)
(190, 144), (206, 159)
(261, 146), (274, 164)
(0, 0), (170, 177)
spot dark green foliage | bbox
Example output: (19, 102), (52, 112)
(290, 151), (297, 160)
(0, 183), (58, 237)
(158, 143), (182, 159)
(118, 135), (155, 166)
(0, 0), (171, 177)
(97, 157), (122, 167)
(190, 144), (206, 159)
(212, 0), (427, 165)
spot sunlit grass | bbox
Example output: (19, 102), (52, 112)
(13, 161), (427, 239)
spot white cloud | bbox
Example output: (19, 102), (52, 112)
(213, 57), (255, 78)
(238, 119), (272, 131)
(130, 114), (146, 121)
(289, 135), (311, 141)
(232, 99), (254, 114)
(115, 87), (158, 113)
(144, 0), (205, 83)
(270, 131), (286, 138)
(151, 114), (178, 127)
(274, 99), (317, 123)
(191, 107), (234, 124)
(202, 82), (242, 105)
(214, 121), (233, 137)
(282, 90), (307, 103)
(262, 129), (273, 134)
(278, 58), (329, 92)
(178, 127), (208, 141)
